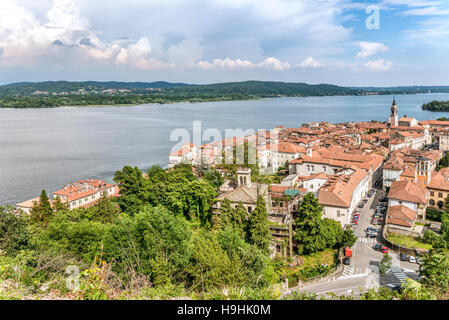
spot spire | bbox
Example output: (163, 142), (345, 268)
(393, 97), (397, 105)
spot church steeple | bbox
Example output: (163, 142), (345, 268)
(389, 98), (398, 127)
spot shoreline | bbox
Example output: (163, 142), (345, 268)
(0, 91), (442, 110)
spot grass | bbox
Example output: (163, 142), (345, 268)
(386, 233), (432, 250)
(284, 248), (338, 274)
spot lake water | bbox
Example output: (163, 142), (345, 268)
(1, 93), (449, 205)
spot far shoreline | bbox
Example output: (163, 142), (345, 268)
(0, 91), (446, 110)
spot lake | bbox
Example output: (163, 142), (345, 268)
(1, 93), (449, 205)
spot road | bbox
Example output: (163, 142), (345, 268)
(283, 186), (419, 299)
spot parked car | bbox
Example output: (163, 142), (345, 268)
(381, 246), (389, 253)
(358, 203), (364, 208)
(416, 257), (423, 264)
(373, 244), (382, 251)
(408, 256), (417, 263)
(342, 257), (351, 265)
(367, 232), (377, 238)
(367, 227), (378, 233)
(400, 253), (408, 261)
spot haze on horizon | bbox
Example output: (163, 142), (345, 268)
(0, 0), (448, 87)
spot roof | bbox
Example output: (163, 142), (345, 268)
(318, 168), (369, 208)
(217, 183), (269, 203)
(386, 205), (417, 228)
(16, 197), (41, 209)
(388, 180), (427, 204)
(428, 167), (449, 191)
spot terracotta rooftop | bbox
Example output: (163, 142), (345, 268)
(388, 180), (427, 204)
(386, 205), (417, 228)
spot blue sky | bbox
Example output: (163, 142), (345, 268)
(0, 0), (448, 86)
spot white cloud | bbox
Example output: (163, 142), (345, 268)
(0, 0), (174, 70)
(364, 59), (393, 72)
(196, 57), (290, 70)
(297, 57), (324, 68)
(357, 42), (389, 58)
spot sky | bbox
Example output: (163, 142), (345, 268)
(0, 0), (448, 86)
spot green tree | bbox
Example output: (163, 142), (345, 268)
(247, 197), (271, 252)
(90, 192), (119, 223)
(419, 249), (449, 294)
(30, 190), (53, 225)
(113, 166), (148, 215)
(295, 193), (327, 254)
(341, 225), (357, 248)
(52, 196), (69, 212)
(380, 253), (392, 276)
(216, 198), (233, 230)
(0, 206), (30, 255)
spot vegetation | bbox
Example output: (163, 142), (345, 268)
(387, 233), (432, 250)
(295, 193), (350, 255)
(437, 152), (449, 171)
(379, 253), (392, 276)
(422, 100), (449, 112)
(426, 207), (443, 222)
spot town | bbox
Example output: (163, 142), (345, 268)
(9, 98), (449, 299)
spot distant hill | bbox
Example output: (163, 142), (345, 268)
(173, 81), (361, 96)
(1, 80), (449, 108)
(351, 86), (449, 94)
(0, 81), (191, 95)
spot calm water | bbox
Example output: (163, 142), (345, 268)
(1, 93), (449, 205)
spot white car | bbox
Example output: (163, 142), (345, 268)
(416, 257), (423, 264)
(408, 256), (416, 263)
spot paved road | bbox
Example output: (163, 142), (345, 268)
(284, 186), (419, 299)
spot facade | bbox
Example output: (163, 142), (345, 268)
(427, 167), (449, 209)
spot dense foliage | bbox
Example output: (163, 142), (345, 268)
(422, 100), (449, 112)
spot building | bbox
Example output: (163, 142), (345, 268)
(439, 130), (449, 152)
(389, 98), (398, 127)
(428, 167), (449, 209)
(53, 179), (119, 210)
(318, 167), (371, 227)
(16, 179), (119, 213)
(214, 168), (270, 215)
(387, 180), (427, 221)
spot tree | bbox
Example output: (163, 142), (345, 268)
(30, 190), (53, 225)
(90, 192), (119, 223)
(52, 196), (69, 212)
(113, 166), (147, 215)
(247, 197), (271, 252)
(0, 206), (30, 255)
(232, 203), (248, 238)
(216, 198), (233, 230)
(203, 169), (224, 189)
(321, 218), (343, 249)
(295, 193), (327, 255)
(341, 225), (357, 248)
(419, 249), (449, 294)
(380, 253), (392, 276)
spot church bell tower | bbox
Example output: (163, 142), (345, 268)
(389, 98), (398, 127)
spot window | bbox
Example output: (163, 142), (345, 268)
(430, 191), (434, 196)
(439, 193), (443, 198)
(429, 199), (435, 206)
(337, 210), (341, 217)
(248, 206), (252, 213)
(272, 201), (276, 207)
(280, 202), (284, 208)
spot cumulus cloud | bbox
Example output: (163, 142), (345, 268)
(0, 0), (173, 70)
(364, 59), (393, 71)
(357, 42), (389, 58)
(196, 57), (290, 70)
(297, 57), (324, 68)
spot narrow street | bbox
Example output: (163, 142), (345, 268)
(284, 185), (420, 299)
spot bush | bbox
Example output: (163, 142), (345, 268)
(426, 207), (443, 222)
